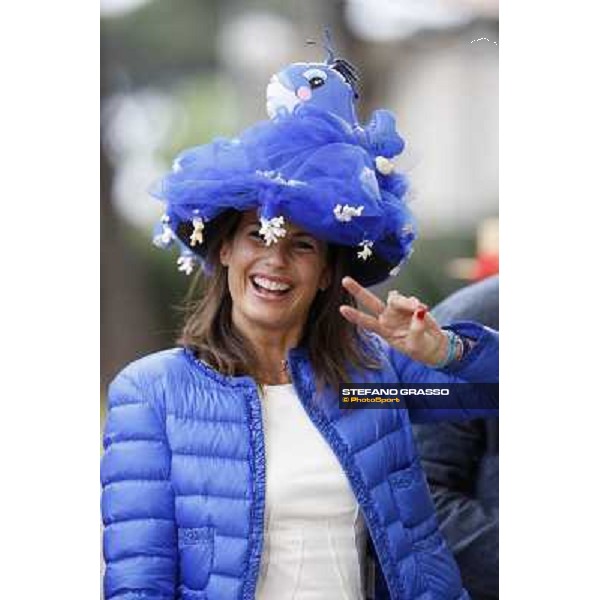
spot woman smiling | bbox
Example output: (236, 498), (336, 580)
(102, 49), (498, 600)
(178, 209), (383, 390)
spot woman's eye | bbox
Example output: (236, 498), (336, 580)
(295, 240), (316, 251)
(309, 76), (325, 89)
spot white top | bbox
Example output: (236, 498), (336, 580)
(256, 384), (367, 600)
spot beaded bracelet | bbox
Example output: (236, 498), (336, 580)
(432, 330), (465, 369)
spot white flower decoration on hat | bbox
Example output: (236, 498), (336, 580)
(153, 224), (176, 249)
(177, 255), (195, 276)
(333, 204), (364, 223)
(259, 216), (287, 246)
(375, 156), (395, 175)
(357, 240), (374, 261)
(190, 217), (205, 247)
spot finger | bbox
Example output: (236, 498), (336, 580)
(341, 276), (385, 316)
(408, 296), (428, 311)
(387, 292), (420, 313)
(418, 308), (441, 332)
(411, 308), (428, 335)
(413, 308), (446, 346)
(413, 308), (448, 363)
(403, 307), (428, 354)
(339, 305), (384, 335)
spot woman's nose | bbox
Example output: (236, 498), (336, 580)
(263, 242), (288, 266)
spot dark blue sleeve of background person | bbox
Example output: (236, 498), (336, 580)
(412, 275), (499, 600)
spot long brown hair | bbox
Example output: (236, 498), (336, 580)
(177, 210), (381, 390)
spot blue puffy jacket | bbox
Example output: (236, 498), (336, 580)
(101, 322), (498, 600)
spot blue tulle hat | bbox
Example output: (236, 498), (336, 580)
(150, 38), (416, 287)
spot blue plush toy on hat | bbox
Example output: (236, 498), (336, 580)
(151, 31), (416, 287)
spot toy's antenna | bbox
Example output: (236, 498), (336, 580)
(306, 27), (360, 98)
(323, 27), (336, 64)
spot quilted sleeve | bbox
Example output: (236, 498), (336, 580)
(386, 321), (499, 423)
(101, 372), (177, 600)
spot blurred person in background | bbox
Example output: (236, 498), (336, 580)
(413, 275), (499, 600)
(101, 47), (499, 600)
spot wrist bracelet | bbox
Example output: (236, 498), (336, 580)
(432, 330), (462, 369)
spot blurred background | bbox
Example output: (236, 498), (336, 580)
(100, 0), (498, 389)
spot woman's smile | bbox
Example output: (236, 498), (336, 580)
(249, 273), (294, 300)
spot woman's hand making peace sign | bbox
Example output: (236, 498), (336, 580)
(339, 276), (449, 367)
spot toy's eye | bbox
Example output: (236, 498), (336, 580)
(303, 68), (327, 90)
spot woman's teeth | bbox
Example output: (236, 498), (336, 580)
(251, 275), (291, 293)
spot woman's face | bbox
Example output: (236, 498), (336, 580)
(219, 211), (331, 339)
